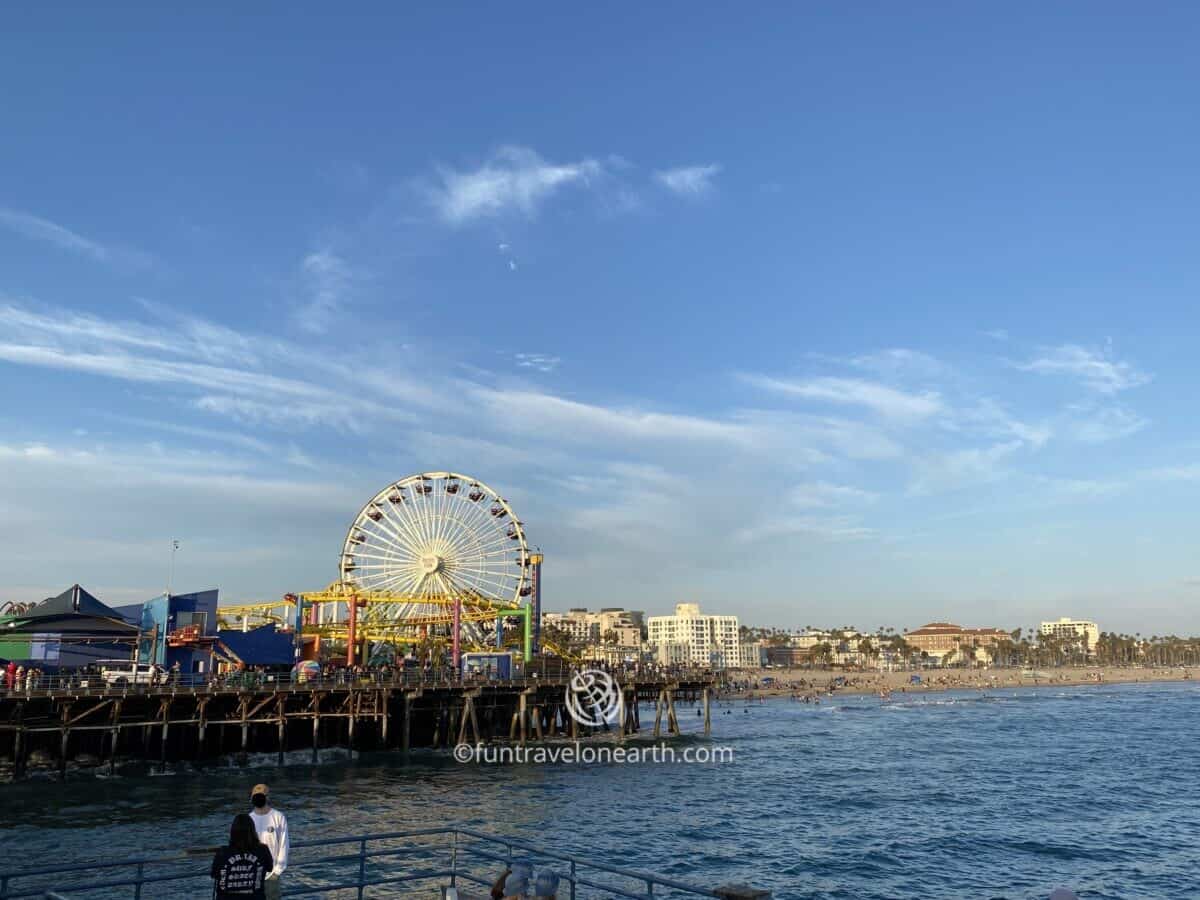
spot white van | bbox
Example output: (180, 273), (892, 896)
(97, 660), (160, 686)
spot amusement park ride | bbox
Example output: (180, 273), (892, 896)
(215, 472), (561, 667)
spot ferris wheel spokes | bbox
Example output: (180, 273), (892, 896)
(340, 472), (530, 617)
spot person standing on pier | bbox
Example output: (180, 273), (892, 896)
(212, 814), (273, 900)
(249, 784), (289, 900)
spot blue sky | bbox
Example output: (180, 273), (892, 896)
(2, 4), (1199, 632)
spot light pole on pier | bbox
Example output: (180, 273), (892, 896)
(167, 539), (180, 599)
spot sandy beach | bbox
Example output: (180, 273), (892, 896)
(721, 666), (1197, 700)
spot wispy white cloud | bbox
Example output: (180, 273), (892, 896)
(193, 395), (377, 433)
(0, 296), (1174, 618)
(742, 373), (943, 420)
(654, 164), (721, 196)
(468, 385), (753, 445)
(283, 443), (318, 469)
(791, 481), (878, 508)
(735, 411), (901, 461)
(951, 398), (1052, 449)
(1143, 463), (1200, 482)
(1, 301), (766, 465)
(1, 299), (266, 368)
(495, 242), (520, 271)
(1016, 344), (1150, 394)
(428, 146), (602, 224)
(100, 414), (273, 455)
(0, 439), (253, 477)
(846, 348), (946, 379)
(0, 442), (62, 461)
(0, 208), (151, 268)
(1035, 475), (1127, 499)
(1, 301), (171, 353)
(734, 515), (874, 544)
(295, 249), (355, 334)
(0, 302), (405, 431)
(909, 440), (1024, 495)
(0, 437), (362, 601)
(0, 341), (329, 403)
(515, 353), (561, 373)
(0, 208), (112, 262)
(1065, 403), (1147, 443)
(982, 328), (1009, 341)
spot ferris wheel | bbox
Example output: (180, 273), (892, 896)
(339, 472), (530, 616)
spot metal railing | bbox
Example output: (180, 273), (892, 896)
(0, 667), (719, 700)
(0, 827), (764, 899)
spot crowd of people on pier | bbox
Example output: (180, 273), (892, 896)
(3, 661), (44, 693)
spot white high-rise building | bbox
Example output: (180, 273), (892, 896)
(1040, 617), (1100, 653)
(646, 602), (741, 668)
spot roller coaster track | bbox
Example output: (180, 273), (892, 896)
(212, 583), (579, 662)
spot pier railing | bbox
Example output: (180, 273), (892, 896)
(1, 667), (719, 699)
(0, 827), (769, 899)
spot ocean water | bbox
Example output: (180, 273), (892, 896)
(3, 681), (1197, 899)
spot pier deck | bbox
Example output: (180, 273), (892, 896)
(0, 671), (718, 779)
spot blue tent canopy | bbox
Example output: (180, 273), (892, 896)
(217, 624), (294, 666)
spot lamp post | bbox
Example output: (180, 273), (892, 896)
(167, 540), (180, 599)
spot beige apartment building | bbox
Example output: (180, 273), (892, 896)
(542, 607), (645, 650)
(905, 622), (1009, 658)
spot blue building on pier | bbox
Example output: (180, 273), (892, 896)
(134, 589), (219, 674)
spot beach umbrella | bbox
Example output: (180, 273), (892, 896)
(293, 660), (321, 680)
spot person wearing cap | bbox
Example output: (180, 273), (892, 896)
(534, 871), (560, 899)
(502, 872), (530, 899)
(248, 784), (289, 900)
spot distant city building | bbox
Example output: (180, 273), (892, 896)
(905, 622), (1009, 660)
(542, 607), (645, 650)
(1040, 618), (1100, 654)
(765, 646), (812, 667)
(655, 642), (690, 666)
(646, 602), (740, 668)
(607, 624), (642, 648)
(737, 641), (766, 668)
(542, 610), (600, 645)
(599, 607), (644, 630)
(788, 630), (832, 649)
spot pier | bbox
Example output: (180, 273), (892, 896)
(0, 671), (718, 780)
